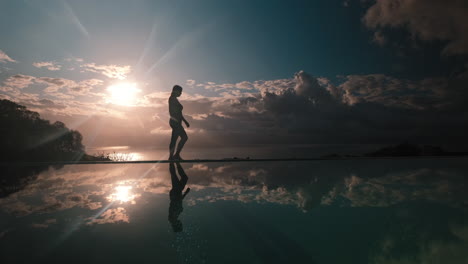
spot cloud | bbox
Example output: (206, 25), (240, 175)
(363, 0), (468, 55)
(33, 61), (62, 71)
(2, 156), (467, 220)
(36, 77), (76, 92)
(2, 74), (104, 96)
(334, 74), (433, 108)
(3, 66), (468, 148)
(372, 30), (387, 46)
(37, 98), (67, 109)
(150, 127), (172, 135)
(67, 79), (104, 96)
(257, 78), (297, 94)
(235, 81), (255, 90)
(176, 69), (468, 146)
(3, 74), (35, 89)
(0, 50), (16, 63)
(294, 70), (335, 104)
(332, 67), (468, 111)
(186, 79), (196, 87)
(325, 168), (468, 208)
(1, 91), (120, 120)
(200, 78), (296, 96)
(86, 207), (129, 225)
(31, 219), (57, 229)
(0, 86), (13, 92)
(370, 222), (468, 264)
(81, 63), (131, 80)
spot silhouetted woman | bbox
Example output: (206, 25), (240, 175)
(168, 161), (190, 232)
(168, 85), (189, 160)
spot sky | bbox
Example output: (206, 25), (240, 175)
(1, 0), (468, 151)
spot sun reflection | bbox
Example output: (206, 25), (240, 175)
(128, 152), (143, 161)
(107, 152), (144, 161)
(108, 185), (137, 204)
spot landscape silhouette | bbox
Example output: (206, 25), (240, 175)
(0, 99), (86, 162)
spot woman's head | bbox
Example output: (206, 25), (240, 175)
(172, 85), (183, 97)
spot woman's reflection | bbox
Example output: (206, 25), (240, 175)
(168, 161), (190, 232)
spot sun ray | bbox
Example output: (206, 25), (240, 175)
(61, 0), (89, 38)
(144, 21), (215, 79)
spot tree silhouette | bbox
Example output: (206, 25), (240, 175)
(0, 99), (85, 162)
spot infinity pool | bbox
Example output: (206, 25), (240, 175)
(1, 158), (467, 263)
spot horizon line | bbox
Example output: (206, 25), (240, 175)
(2, 155), (467, 167)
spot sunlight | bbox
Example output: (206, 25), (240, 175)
(128, 152), (143, 161)
(106, 151), (144, 161)
(108, 185), (136, 203)
(107, 82), (141, 106)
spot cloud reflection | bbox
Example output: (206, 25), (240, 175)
(86, 207), (129, 225)
(1, 159), (467, 262)
(1, 160), (467, 218)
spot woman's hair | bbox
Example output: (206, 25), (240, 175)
(172, 85), (183, 93)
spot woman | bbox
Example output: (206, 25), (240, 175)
(168, 85), (189, 160)
(168, 161), (190, 232)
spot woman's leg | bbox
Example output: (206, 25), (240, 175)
(169, 129), (179, 159)
(174, 128), (188, 158)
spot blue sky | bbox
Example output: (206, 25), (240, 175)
(1, 0), (462, 87)
(1, 0), (467, 150)
(0, 0), (412, 84)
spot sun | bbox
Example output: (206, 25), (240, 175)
(107, 82), (141, 106)
(108, 185), (137, 203)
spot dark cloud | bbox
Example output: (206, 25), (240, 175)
(37, 99), (67, 109)
(294, 70), (335, 105)
(36, 77), (68, 87)
(187, 69), (468, 146)
(48, 69), (466, 148)
(9, 67), (466, 149)
(372, 30), (387, 46)
(363, 0), (468, 55)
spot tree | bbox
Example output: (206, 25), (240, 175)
(0, 99), (85, 161)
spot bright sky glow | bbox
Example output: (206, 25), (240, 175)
(107, 83), (141, 106)
(108, 185), (136, 203)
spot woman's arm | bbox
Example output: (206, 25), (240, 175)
(182, 188), (190, 199)
(181, 114), (190, 128)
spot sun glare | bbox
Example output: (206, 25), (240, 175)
(109, 185), (136, 203)
(107, 82), (141, 106)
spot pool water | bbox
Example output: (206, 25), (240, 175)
(1, 158), (467, 263)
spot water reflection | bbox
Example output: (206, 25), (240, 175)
(1, 160), (467, 216)
(168, 161), (190, 232)
(0, 165), (58, 198)
(108, 185), (138, 204)
(0, 159), (467, 263)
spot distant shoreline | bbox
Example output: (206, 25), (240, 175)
(2, 155), (468, 166)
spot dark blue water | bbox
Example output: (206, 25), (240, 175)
(1, 158), (467, 263)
